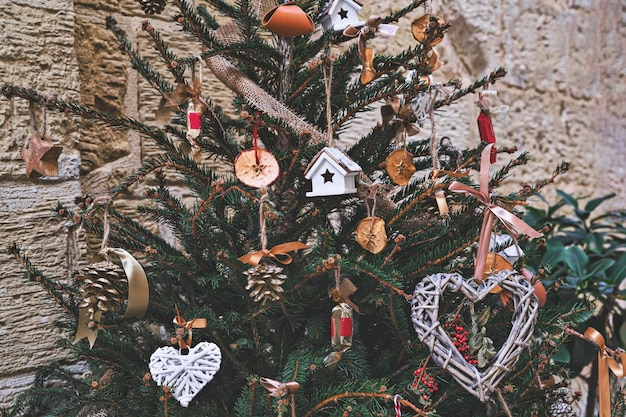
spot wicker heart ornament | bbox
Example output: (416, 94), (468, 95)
(149, 342), (222, 407)
(411, 271), (538, 401)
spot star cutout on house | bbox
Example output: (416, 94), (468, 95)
(321, 169), (335, 183)
(20, 132), (63, 178)
(338, 8), (348, 19)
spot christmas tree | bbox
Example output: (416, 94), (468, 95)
(1, 0), (604, 416)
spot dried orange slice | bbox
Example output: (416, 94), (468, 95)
(385, 149), (416, 186)
(356, 216), (387, 254)
(234, 148), (280, 188)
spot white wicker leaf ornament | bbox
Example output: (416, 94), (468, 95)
(410, 270), (539, 402)
(149, 342), (222, 407)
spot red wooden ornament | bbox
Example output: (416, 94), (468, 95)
(477, 112), (497, 163)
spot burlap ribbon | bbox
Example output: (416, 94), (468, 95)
(259, 377), (301, 397)
(173, 308), (207, 349)
(448, 144), (543, 282)
(584, 327), (626, 417)
(238, 242), (308, 267)
(343, 16), (398, 84)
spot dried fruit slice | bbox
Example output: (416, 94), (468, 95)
(386, 149), (416, 186)
(234, 148), (280, 188)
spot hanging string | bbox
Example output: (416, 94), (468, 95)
(334, 261), (341, 291)
(258, 187), (269, 251)
(428, 86), (441, 173)
(82, 196), (113, 256)
(252, 117), (260, 164)
(322, 45), (335, 147)
(365, 184), (379, 218)
(27, 98), (48, 146)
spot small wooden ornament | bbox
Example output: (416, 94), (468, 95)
(385, 149), (416, 186)
(20, 132), (63, 178)
(356, 216), (387, 254)
(234, 148), (280, 188)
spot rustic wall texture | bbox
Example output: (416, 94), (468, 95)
(0, 0), (624, 408)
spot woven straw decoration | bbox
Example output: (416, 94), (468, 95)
(410, 270), (538, 402)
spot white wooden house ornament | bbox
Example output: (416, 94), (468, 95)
(305, 147), (362, 197)
(318, 0), (365, 32)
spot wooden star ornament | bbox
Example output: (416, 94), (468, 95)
(20, 132), (63, 178)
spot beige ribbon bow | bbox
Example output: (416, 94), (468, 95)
(343, 16), (398, 84)
(448, 144), (543, 282)
(584, 327), (626, 417)
(239, 242), (308, 267)
(329, 277), (361, 314)
(173, 308), (207, 349)
(259, 377), (301, 398)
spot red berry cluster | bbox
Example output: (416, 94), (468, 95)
(411, 367), (439, 401)
(444, 315), (478, 366)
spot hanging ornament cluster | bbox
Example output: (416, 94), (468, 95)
(324, 263), (357, 366)
(239, 192), (307, 304)
(343, 16), (398, 84)
(155, 57), (206, 161)
(261, 1), (315, 37)
(318, 0), (364, 32)
(475, 90), (509, 163)
(74, 198), (149, 348)
(410, 14), (449, 85)
(381, 95), (420, 186)
(21, 100), (63, 178)
(149, 310), (222, 407)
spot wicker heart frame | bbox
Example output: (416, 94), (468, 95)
(149, 341), (222, 407)
(411, 270), (538, 401)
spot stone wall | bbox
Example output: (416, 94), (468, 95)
(0, 0), (624, 409)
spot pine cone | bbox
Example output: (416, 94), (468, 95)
(548, 400), (576, 417)
(137, 0), (166, 14)
(75, 261), (127, 321)
(244, 262), (287, 304)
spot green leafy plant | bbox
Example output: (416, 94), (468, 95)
(525, 190), (626, 416)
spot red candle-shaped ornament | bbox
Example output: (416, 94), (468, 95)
(324, 303), (353, 366)
(187, 99), (202, 139)
(477, 111), (497, 163)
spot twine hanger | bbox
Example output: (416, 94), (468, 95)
(322, 44), (335, 148)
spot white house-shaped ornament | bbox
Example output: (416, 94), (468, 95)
(304, 147), (362, 197)
(318, 0), (365, 32)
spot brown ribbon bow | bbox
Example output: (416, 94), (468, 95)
(173, 308), (207, 349)
(329, 278), (361, 314)
(343, 16), (398, 84)
(448, 144), (543, 282)
(584, 327), (626, 417)
(260, 377), (301, 398)
(238, 242), (308, 267)
(381, 100), (420, 137)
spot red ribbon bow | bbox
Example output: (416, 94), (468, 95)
(448, 144), (543, 282)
